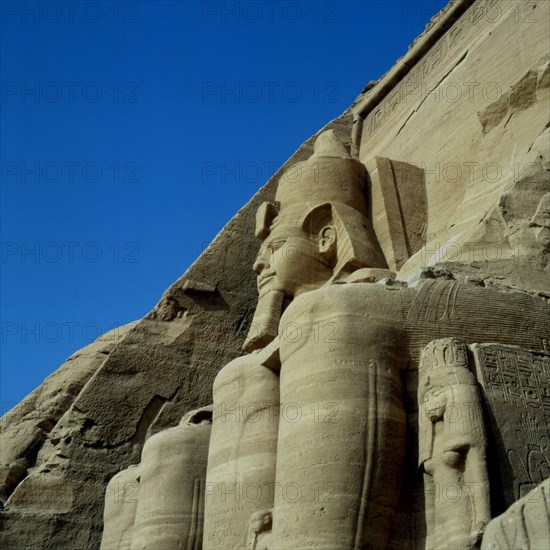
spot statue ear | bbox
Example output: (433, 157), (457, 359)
(301, 203), (336, 263)
(318, 226), (337, 260)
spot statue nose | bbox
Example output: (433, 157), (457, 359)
(253, 249), (270, 274)
(253, 256), (268, 274)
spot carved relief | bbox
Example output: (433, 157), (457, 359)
(418, 338), (491, 550)
(368, 157), (427, 271)
(246, 509), (273, 550)
(97, 129), (550, 550)
(472, 344), (550, 504)
(360, 0), (516, 142)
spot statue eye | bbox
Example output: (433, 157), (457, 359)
(270, 240), (286, 252)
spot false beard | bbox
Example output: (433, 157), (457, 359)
(242, 289), (284, 353)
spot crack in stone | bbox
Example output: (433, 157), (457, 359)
(504, 112), (514, 130)
(395, 51), (469, 139)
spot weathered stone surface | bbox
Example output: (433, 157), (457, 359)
(2, 0), (550, 548)
(481, 477), (550, 550)
(419, 338), (490, 550)
(471, 344), (550, 511)
(353, 0), (550, 293)
(129, 407), (212, 550)
(100, 464), (140, 550)
(204, 129), (549, 549)
(204, 341), (279, 549)
(368, 157), (427, 271)
(0, 323), (136, 504)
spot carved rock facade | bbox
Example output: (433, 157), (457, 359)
(1, 0), (549, 548)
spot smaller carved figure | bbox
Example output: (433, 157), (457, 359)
(418, 338), (491, 549)
(247, 509), (273, 550)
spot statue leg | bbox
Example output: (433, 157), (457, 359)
(272, 285), (407, 549)
(101, 465), (140, 550)
(204, 352), (279, 549)
(423, 472), (436, 548)
(130, 409), (211, 550)
(426, 452), (490, 550)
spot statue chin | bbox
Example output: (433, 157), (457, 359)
(242, 289), (284, 353)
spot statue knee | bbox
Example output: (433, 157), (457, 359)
(213, 355), (279, 424)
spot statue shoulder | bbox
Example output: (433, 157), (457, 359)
(282, 279), (405, 323)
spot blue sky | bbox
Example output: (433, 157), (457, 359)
(1, 0), (449, 410)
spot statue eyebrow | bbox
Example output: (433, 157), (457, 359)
(258, 238), (287, 254)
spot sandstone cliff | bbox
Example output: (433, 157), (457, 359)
(1, 0), (549, 548)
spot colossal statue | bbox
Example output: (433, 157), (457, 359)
(100, 130), (549, 549)
(203, 130), (550, 549)
(101, 464), (140, 550)
(3, 3), (549, 548)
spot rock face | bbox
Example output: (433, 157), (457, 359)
(0, 323), (136, 504)
(481, 478), (550, 550)
(355, 0), (550, 293)
(1, 0), (549, 548)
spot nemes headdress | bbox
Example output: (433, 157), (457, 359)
(256, 130), (387, 276)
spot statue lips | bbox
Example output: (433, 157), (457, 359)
(257, 272), (276, 292)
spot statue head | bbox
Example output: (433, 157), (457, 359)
(418, 338), (474, 420)
(243, 130), (386, 352)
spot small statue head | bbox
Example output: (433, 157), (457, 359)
(243, 130), (386, 352)
(418, 338), (474, 423)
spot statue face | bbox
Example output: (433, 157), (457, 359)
(422, 385), (448, 422)
(253, 225), (333, 298)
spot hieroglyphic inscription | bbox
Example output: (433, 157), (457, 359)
(473, 345), (550, 422)
(471, 344), (550, 505)
(362, 0), (504, 141)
